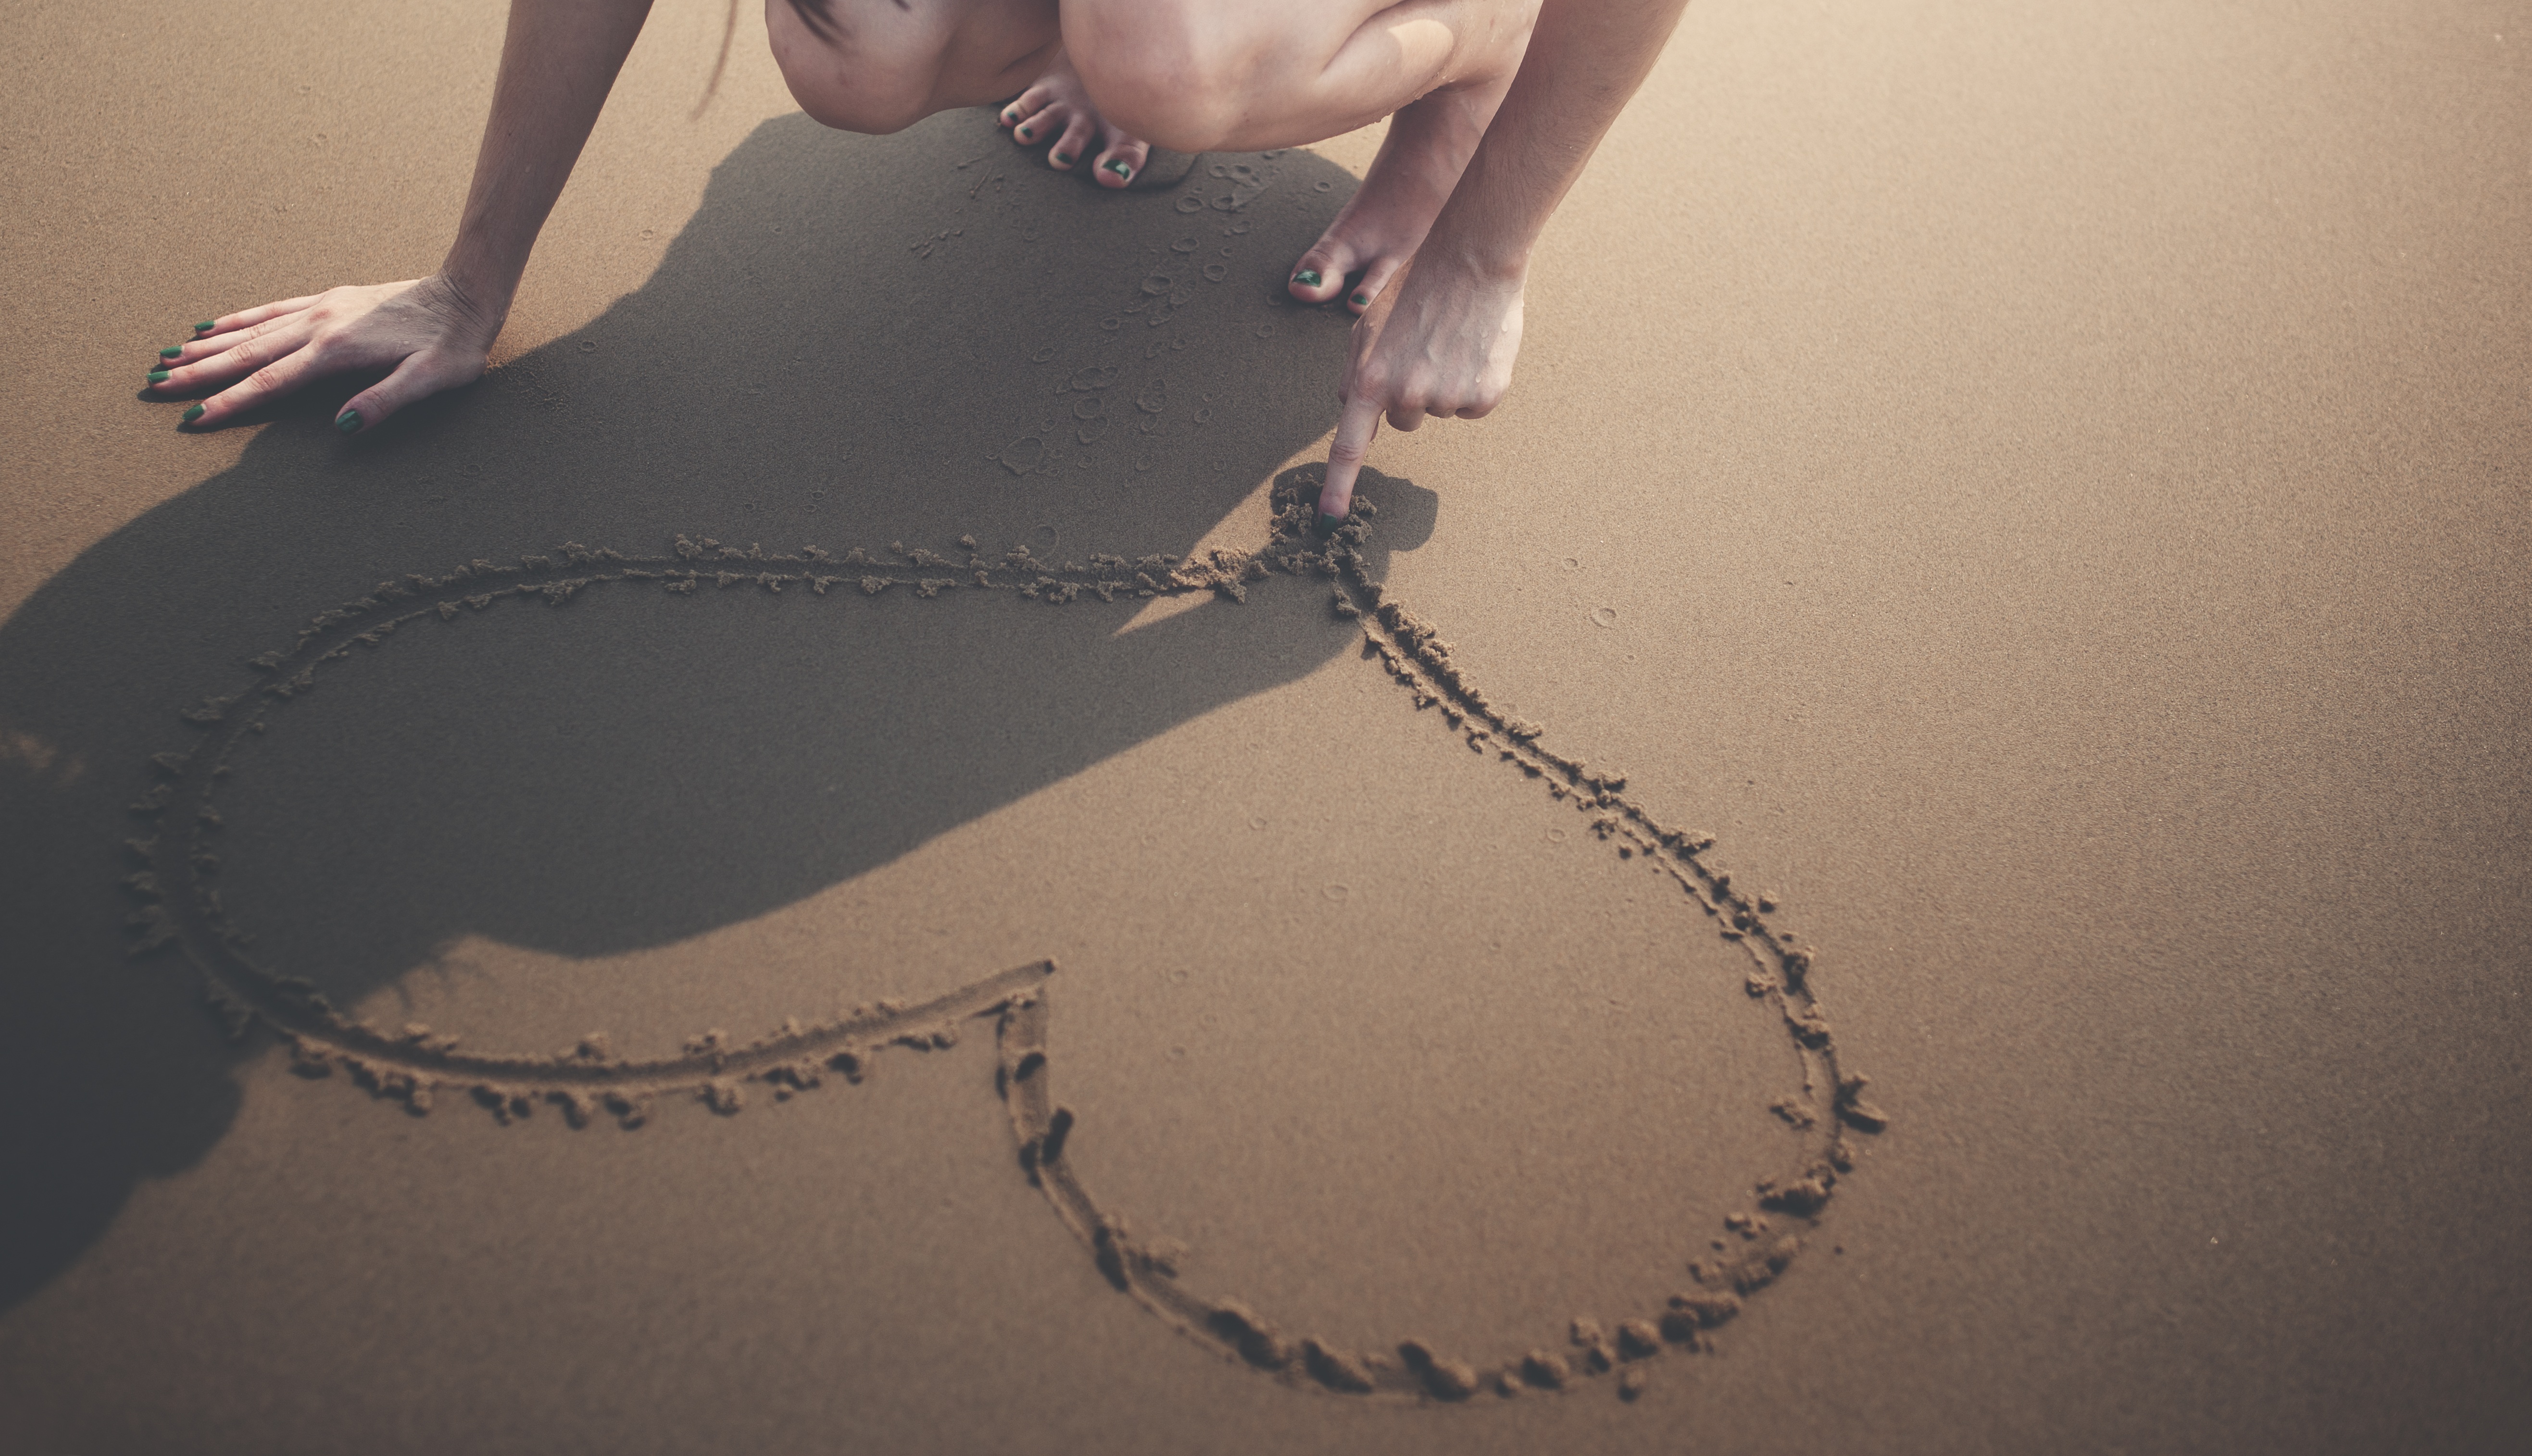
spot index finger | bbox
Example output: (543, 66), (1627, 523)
(1316, 395), (1385, 535)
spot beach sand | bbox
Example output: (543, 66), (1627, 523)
(2, 0), (2527, 1451)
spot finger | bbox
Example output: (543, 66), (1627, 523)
(333, 348), (476, 435)
(155, 318), (314, 394)
(1317, 395), (1385, 532)
(180, 337), (333, 428)
(185, 293), (325, 348)
(1092, 130), (1150, 188)
(1047, 112), (1096, 170)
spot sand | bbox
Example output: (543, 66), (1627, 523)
(2, 0), (2528, 1452)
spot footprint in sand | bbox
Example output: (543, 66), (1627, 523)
(117, 476), (1885, 1406)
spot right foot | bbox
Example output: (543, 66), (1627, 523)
(1286, 71), (1515, 316)
(999, 50), (1151, 188)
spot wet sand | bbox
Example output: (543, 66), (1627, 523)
(3, 1), (2527, 1452)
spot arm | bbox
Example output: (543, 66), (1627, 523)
(1315, 0), (1692, 527)
(152, 0), (655, 432)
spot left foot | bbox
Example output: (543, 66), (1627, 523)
(1286, 71), (1515, 316)
(999, 50), (1151, 188)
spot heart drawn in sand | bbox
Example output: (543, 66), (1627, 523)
(117, 472), (1887, 1405)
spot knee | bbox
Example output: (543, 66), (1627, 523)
(766, 0), (938, 136)
(1066, 3), (1256, 151)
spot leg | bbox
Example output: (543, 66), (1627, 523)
(765, 0), (1060, 135)
(769, 0), (1156, 188)
(1063, 0), (1541, 311)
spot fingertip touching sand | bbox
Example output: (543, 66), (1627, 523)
(141, 0), (1692, 531)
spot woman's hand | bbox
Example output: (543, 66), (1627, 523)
(1316, 254), (1526, 531)
(150, 274), (505, 433)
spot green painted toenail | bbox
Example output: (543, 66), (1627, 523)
(1053, 152), (1071, 165)
(148, 369), (170, 383)
(1351, 292), (1369, 306)
(194, 320), (215, 332)
(335, 410), (363, 434)
(1294, 270), (1321, 287)
(1017, 128), (1033, 140)
(182, 404), (204, 423)
(1105, 159), (1130, 177)
(160, 345), (182, 359)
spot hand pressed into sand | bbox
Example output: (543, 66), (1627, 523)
(151, 276), (502, 433)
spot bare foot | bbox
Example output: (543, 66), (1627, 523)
(1287, 73), (1515, 315)
(998, 50), (1152, 188)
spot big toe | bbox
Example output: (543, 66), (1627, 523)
(1288, 240), (1364, 304)
(1093, 132), (1152, 188)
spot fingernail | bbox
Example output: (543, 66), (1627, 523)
(335, 410), (363, 435)
(1315, 511), (1343, 538)
(194, 320), (215, 333)
(160, 345), (183, 359)
(1105, 159), (1131, 178)
(1294, 269), (1321, 287)
(182, 404), (205, 423)
(1053, 152), (1071, 165)
(1350, 292), (1369, 306)
(148, 369), (170, 384)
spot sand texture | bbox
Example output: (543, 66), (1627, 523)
(3, 1), (2528, 1453)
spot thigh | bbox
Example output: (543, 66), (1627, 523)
(1065, 0), (1538, 152)
(768, 0), (1060, 134)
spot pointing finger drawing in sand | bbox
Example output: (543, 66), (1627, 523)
(145, 0), (1692, 530)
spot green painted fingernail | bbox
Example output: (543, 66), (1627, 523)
(1294, 269), (1321, 287)
(335, 410), (363, 434)
(148, 369), (170, 383)
(1351, 292), (1369, 306)
(194, 320), (215, 332)
(182, 404), (205, 423)
(1315, 511), (1343, 537)
(160, 345), (182, 359)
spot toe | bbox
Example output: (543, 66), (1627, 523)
(1287, 238), (1364, 305)
(999, 84), (1053, 132)
(1093, 130), (1151, 189)
(1344, 255), (1409, 316)
(1047, 113), (1097, 170)
(1010, 99), (1064, 147)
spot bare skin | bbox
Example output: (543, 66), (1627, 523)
(148, 0), (1691, 530)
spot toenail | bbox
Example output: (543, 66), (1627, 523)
(182, 404), (204, 423)
(1351, 292), (1369, 306)
(1053, 152), (1071, 165)
(335, 410), (363, 435)
(1105, 159), (1131, 177)
(1017, 127), (1033, 140)
(1294, 269), (1321, 287)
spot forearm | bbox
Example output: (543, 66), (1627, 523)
(1422, 0), (1691, 279)
(439, 0), (656, 319)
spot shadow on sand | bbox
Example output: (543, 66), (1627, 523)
(0, 110), (1433, 1310)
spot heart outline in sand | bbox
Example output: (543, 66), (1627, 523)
(118, 471), (1887, 1404)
